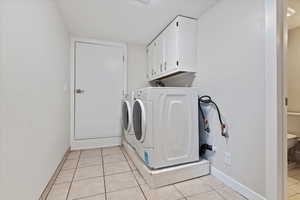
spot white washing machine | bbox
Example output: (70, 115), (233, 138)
(132, 87), (199, 169)
(122, 92), (136, 149)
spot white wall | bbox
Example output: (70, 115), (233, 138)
(127, 44), (150, 94)
(0, 0), (4, 195)
(195, 0), (266, 196)
(287, 28), (300, 137)
(0, 1), (70, 199)
(163, 0), (266, 197)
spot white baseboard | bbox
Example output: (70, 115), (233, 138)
(71, 137), (121, 150)
(211, 167), (266, 200)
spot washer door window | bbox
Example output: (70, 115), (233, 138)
(133, 99), (146, 142)
(122, 100), (131, 131)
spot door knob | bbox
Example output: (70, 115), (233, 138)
(76, 89), (85, 94)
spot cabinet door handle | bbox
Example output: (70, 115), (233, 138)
(76, 89), (85, 94)
(164, 62), (167, 70)
(160, 64), (162, 72)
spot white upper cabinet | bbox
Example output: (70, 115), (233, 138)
(147, 16), (197, 81)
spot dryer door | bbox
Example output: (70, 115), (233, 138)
(122, 100), (131, 132)
(133, 99), (146, 142)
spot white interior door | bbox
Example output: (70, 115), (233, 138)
(75, 42), (125, 140)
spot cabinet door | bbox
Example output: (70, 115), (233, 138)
(164, 20), (179, 72)
(152, 40), (159, 77)
(157, 34), (165, 74)
(146, 44), (154, 79)
(177, 17), (197, 71)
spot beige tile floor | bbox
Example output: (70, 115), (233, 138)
(46, 146), (248, 200)
(288, 168), (300, 200)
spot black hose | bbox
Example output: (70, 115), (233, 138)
(200, 144), (213, 156)
(155, 80), (165, 87)
(198, 98), (210, 132)
(199, 95), (227, 137)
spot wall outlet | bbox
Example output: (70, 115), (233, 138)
(63, 82), (69, 92)
(224, 152), (231, 166)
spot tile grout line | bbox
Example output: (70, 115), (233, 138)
(183, 188), (225, 200)
(73, 192), (105, 200)
(101, 148), (108, 200)
(44, 151), (72, 200)
(107, 185), (143, 194)
(212, 185), (246, 200)
(173, 184), (188, 200)
(121, 146), (148, 200)
(77, 163), (102, 169)
(65, 150), (82, 200)
(103, 160), (128, 165)
(105, 169), (133, 177)
(120, 147), (134, 171)
(77, 153), (104, 169)
(69, 175), (104, 182)
(210, 185), (230, 200)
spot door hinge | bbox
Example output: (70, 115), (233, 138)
(176, 21), (179, 27)
(285, 97), (288, 106)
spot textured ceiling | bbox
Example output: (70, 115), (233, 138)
(56, 0), (218, 44)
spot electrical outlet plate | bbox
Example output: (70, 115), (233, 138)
(63, 82), (68, 92)
(224, 152), (231, 166)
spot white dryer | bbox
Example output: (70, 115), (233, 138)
(122, 92), (136, 149)
(132, 87), (199, 169)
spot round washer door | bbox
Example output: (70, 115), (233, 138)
(133, 99), (146, 142)
(122, 100), (131, 132)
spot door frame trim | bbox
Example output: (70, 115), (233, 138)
(70, 37), (127, 149)
(265, 0), (287, 199)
